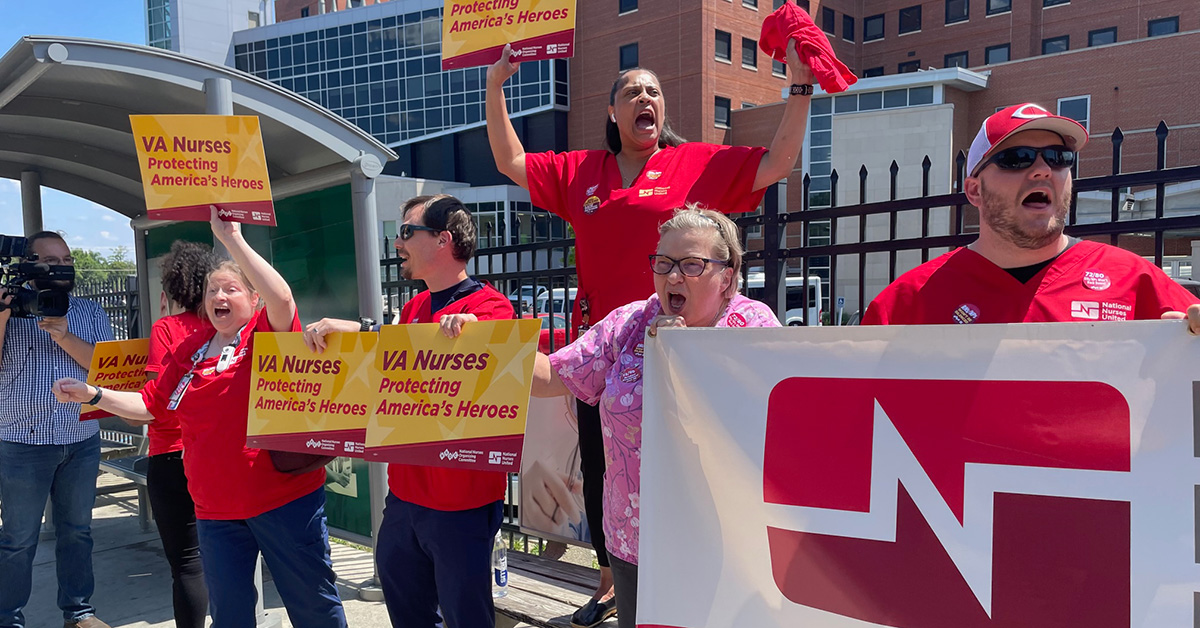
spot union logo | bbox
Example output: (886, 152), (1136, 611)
(583, 195), (601, 214)
(1083, 269), (1111, 291)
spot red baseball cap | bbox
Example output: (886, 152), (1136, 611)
(966, 103), (1089, 176)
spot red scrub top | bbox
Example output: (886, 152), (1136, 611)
(144, 310), (212, 456)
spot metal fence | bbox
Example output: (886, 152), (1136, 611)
(74, 275), (140, 340)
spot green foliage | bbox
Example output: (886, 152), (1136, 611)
(72, 246), (136, 284)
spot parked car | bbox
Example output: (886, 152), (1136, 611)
(522, 312), (570, 354)
(744, 272), (824, 326)
(509, 285), (548, 314)
(1173, 277), (1200, 299)
(534, 287), (578, 316)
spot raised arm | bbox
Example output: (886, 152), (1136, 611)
(53, 377), (155, 424)
(752, 45), (814, 192)
(210, 206), (296, 333)
(486, 44), (529, 189)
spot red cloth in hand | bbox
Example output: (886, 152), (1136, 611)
(759, 0), (857, 94)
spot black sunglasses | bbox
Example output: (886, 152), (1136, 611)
(398, 223), (441, 240)
(981, 145), (1076, 173)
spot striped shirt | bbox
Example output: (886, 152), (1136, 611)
(0, 296), (114, 445)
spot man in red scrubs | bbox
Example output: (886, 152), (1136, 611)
(304, 195), (511, 628)
(864, 103), (1200, 325)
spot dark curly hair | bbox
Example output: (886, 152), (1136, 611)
(160, 240), (217, 313)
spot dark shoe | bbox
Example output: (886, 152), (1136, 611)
(570, 596), (617, 628)
(65, 617), (111, 628)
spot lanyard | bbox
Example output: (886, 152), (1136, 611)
(167, 325), (246, 411)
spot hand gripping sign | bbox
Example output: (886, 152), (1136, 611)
(366, 318), (540, 472)
(637, 321), (1200, 628)
(441, 0), (576, 69)
(80, 339), (150, 420)
(130, 115), (275, 225)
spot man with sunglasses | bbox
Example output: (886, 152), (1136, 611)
(864, 103), (1200, 326)
(304, 195), (512, 628)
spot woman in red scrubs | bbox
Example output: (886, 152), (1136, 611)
(486, 44), (813, 627)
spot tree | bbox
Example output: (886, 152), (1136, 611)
(71, 247), (135, 284)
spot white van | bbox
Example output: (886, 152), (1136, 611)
(535, 287), (578, 315)
(744, 272), (823, 326)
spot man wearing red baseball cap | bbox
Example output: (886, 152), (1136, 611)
(863, 103), (1200, 328)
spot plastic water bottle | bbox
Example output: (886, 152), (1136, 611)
(492, 530), (508, 598)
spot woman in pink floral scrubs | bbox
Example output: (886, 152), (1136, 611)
(532, 207), (781, 628)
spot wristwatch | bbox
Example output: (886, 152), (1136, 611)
(789, 84), (814, 96)
(359, 317), (376, 332)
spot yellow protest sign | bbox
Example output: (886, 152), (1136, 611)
(81, 339), (150, 420)
(130, 114), (276, 225)
(366, 318), (540, 472)
(442, 0), (576, 69)
(246, 332), (377, 457)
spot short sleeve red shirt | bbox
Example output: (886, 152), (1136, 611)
(863, 241), (1200, 325)
(525, 143), (767, 330)
(144, 311), (213, 456)
(387, 282), (514, 512)
(141, 307), (324, 520)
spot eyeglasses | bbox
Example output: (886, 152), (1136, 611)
(398, 223), (441, 240)
(981, 145), (1076, 173)
(649, 254), (728, 277)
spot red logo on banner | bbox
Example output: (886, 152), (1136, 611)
(763, 378), (1131, 627)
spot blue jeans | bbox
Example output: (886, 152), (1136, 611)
(195, 487), (346, 628)
(0, 433), (101, 628)
(376, 493), (502, 628)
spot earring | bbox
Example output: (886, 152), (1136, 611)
(610, 114), (616, 123)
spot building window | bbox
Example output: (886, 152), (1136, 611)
(247, 11), (261, 28)
(987, 0), (1011, 15)
(715, 96), (732, 128)
(864, 14), (885, 41)
(822, 7), (836, 34)
(944, 51), (968, 68)
(773, 0), (787, 8)
(743, 0), (758, 9)
(898, 60), (920, 73)
(1148, 17), (1179, 37)
(899, 6), (922, 34)
(619, 0), (637, 13)
(1043, 0), (1069, 6)
(300, 6), (309, 17)
(1088, 27), (1117, 47)
(1057, 95), (1089, 131)
(945, 0), (968, 24)
(985, 43), (1010, 64)
(619, 43), (639, 70)
(742, 37), (758, 68)
(1042, 35), (1069, 54)
(715, 30), (731, 62)
(863, 66), (884, 77)
(772, 59), (786, 76)
(742, 101), (757, 109)
(843, 16), (855, 41)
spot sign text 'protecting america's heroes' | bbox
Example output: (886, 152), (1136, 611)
(130, 115), (276, 225)
(246, 332), (378, 457)
(636, 322), (1200, 628)
(365, 318), (540, 472)
(80, 339), (150, 421)
(441, 0), (576, 69)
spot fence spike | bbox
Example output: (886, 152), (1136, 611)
(1156, 121), (1169, 171)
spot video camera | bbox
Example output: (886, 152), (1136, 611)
(0, 235), (71, 318)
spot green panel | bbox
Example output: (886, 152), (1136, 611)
(145, 221), (213, 258)
(266, 184), (360, 324)
(322, 457), (373, 538)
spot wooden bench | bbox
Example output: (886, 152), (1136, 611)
(495, 551), (616, 628)
(96, 417), (152, 532)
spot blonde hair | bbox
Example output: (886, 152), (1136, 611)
(658, 204), (744, 298)
(200, 260), (259, 322)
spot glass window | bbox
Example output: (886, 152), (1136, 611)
(822, 7), (835, 34)
(862, 66), (884, 77)
(1148, 17), (1179, 37)
(1041, 35), (1069, 55)
(864, 14), (884, 41)
(945, 0), (968, 24)
(743, 0), (758, 8)
(834, 94), (857, 113)
(899, 6), (922, 34)
(909, 86), (933, 105)
(987, 0), (1011, 14)
(1088, 27), (1117, 46)
(883, 89), (908, 108)
(619, 43), (638, 70)
(772, 59), (786, 76)
(619, 0), (637, 13)
(810, 97), (831, 115)
(843, 15), (855, 41)
(858, 91), (883, 110)
(1057, 95), (1089, 131)
(715, 96), (732, 127)
(944, 51), (968, 68)
(742, 37), (757, 68)
(715, 30), (731, 61)
(1043, 0), (1068, 5)
(897, 60), (920, 73)
(985, 43), (1010, 64)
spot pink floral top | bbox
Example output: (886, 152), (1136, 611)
(548, 293), (780, 564)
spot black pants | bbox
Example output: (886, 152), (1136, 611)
(146, 451), (208, 628)
(577, 398), (609, 568)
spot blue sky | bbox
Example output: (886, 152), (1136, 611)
(0, 1), (146, 255)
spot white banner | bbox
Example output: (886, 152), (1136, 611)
(639, 321), (1200, 628)
(519, 394), (591, 545)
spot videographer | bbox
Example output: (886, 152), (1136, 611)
(0, 231), (115, 628)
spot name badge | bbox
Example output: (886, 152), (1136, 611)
(166, 373), (195, 411)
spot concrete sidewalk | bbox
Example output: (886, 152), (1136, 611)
(19, 475), (392, 628)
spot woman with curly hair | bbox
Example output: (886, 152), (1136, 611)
(143, 240), (218, 628)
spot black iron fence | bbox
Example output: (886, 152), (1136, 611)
(74, 275), (140, 340)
